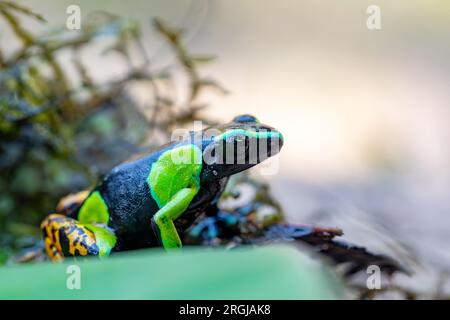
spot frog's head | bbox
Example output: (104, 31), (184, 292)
(200, 114), (284, 179)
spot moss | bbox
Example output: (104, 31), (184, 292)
(0, 4), (225, 257)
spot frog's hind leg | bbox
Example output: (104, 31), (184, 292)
(40, 214), (99, 262)
(56, 190), (90, 216)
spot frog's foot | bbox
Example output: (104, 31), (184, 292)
(40, 214), (99, 262)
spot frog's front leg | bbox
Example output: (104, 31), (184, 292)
(41, 214), (99, 262)
(151, 187), (198, 249)
(147, 144), (203, 249)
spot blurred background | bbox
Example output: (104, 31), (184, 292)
(1, 0), (449, 297)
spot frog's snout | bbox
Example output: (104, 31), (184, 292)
(266, 130), (284, 157)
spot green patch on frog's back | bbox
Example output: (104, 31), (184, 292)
(76, 191), (116, 256)
(147, 144), (203, 208)
(78, 191), (110, 225)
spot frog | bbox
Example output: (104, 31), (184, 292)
(40, 114), (284, 261)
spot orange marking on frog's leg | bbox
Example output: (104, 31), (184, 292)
(41, 218), (59, 261)
(43, 235), (63, 262)
(56, 190), (90, 214)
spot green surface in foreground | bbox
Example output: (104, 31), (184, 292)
(0, 245), (345, 299)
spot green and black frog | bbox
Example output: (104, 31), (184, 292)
(41, 115), (284, 261)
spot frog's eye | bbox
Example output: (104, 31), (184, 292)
(233, 114), (259, 124)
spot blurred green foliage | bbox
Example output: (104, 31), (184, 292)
(0, 245), (345, 299)
(0, 2), (225, 262)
